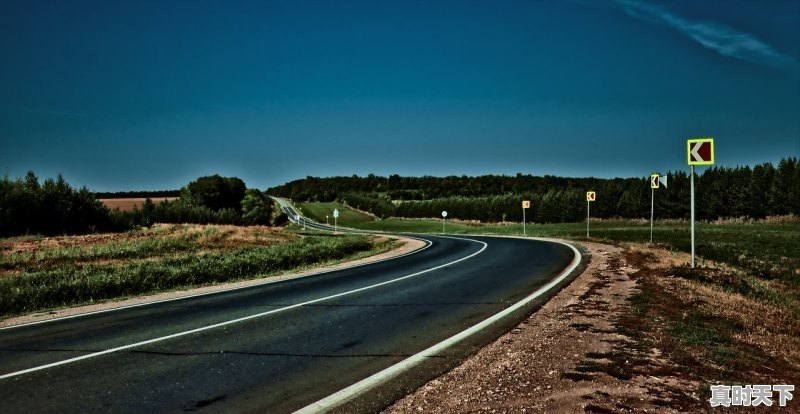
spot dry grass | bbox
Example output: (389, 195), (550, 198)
(609, 244), (800, 407)
(0, 223), (292, 258)
(0, 224), (381, 317)
(99, 197), (178, 212)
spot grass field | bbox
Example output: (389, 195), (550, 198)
(297, 202), (375, 226)
(99, 197), (179, 212)
(0, 224), (392, 317)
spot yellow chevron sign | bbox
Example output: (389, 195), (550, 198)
(651, 173), (660, 189)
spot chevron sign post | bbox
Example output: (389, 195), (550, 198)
(649, 173), (668, 244)
(688, 139), (715, 165)
(586, 191), (596, 238)
(522, 200), (531, 236)
(687, 138), (715, 267)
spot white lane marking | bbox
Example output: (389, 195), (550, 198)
(294, 238), (582, 414)
(0, 238), (487, 380)
(0, 235), (432, 331)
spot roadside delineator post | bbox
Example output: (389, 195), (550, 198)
(441, 211), (447, 234)
(687, 138), (715, 268)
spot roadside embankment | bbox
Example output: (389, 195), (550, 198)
(0, 224), (424, 327)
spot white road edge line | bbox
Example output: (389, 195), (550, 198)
(294, 238), (582, 414)
(0, 236), (432, 331)
(0, 237), (487, 381)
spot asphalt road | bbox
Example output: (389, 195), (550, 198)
(0, 202), (579, 413)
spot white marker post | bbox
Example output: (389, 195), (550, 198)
(299, 207), (305, 230)
(687, 138), (715, 268)
(333, 209), (339, 234)
(586, 192), (596, 238)
(441, 211), (448, 234)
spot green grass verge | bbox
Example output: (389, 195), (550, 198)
(297, 202), (375, 226)
(0, 235), (384, 317)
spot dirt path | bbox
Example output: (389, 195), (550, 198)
(385, 241), (686, 413)
(1, 235), (426, 328)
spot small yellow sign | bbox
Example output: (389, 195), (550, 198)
(586, 191), (596, 202)
(522, 200), (530, 209)
(687, 138), (715, 166)
(650, 173), (660, 189)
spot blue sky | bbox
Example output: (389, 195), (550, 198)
(1, 0), (798, 191)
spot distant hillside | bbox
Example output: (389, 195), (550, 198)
(268, 158), (800, 222)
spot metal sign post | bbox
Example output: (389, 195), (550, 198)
(687, 138), (715, 268)
(690, 165), (695, 266)
(441, 211), (447, 234)
(298, 207), (306, 230)
(522, 200), (530, 236)
(649, 173), (669, 245)
(650, 173), (659, 244)
(651, 186), (655, 244)
(586, 192), (596, 238)
(333, 208), (339, 233)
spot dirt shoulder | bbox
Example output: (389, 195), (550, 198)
(386, 239), (800, 413)
(385, 241), (659, 413)
(0, 235), (425, 328)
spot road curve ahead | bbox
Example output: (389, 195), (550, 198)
(0, 204), (582, 414)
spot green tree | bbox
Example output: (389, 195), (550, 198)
(772, 159), (796, 215)
(182, 175), (246, 211)
(142, 198), (155, 227)
(0, 172), (117, 236)
(241, 189), (273, 225)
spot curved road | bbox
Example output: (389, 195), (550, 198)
(0, 202), (581, 413)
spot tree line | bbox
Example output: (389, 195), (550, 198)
(0, 172), (120, 236)
(270, 158), (800, 222)
(2, 158), (797, 237)
(0, 173), (283, 237)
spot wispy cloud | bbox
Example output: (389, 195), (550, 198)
(615, 0), (798, 69)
